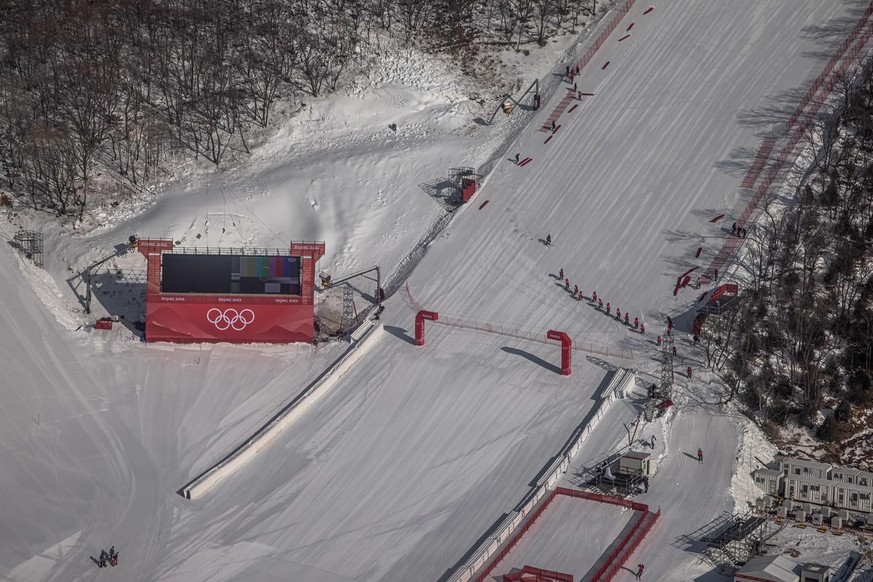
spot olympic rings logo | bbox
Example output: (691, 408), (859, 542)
(206, 308), (256, 331)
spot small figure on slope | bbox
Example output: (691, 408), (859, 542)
(636, 563), (645, 579)
(592, 290), (598, 302)
(633, 316), (639, 329)
(598, 298), (603, 310)
(545, 233), (551, 246)
(559, 268), (564, 279)
(606, 302), (611, 315)
(616, 307), (621, 320)
(640, 323), (645, 334)
(624, 313), (630, 325)
(565, 278), (570, 290)
(656, 335), (662, 346)
(687, 366), (693, 379)
(697, 448), (704, 464)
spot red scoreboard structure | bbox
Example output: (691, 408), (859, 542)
(137, 239), (325, 344)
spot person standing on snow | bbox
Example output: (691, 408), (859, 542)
(616, 307), (621, 320)
(559, 268), (563, 279)
(634, 316), (639, 329)
(545, 234), (551, 246)
(656, 335), (662, 346)
(624, 313), (630, 325)
(687, 366), (692, 379)
(640, 323), (645, 334)
(636, 563), (645, 579)
(565, 278), (570, 289)
(606, 302), (611, 315)
(697, 448), (704, 464)
(598, 298), (603, 310)
(592, 290), (598, 302)
(574, 284), (578, 296)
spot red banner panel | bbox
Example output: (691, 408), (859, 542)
(145, 298), (313, 343)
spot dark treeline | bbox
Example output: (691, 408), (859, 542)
(704, 62), (873, 452)
(0, 0), (599, 217)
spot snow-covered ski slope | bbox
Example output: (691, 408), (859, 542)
(409, 0), (861, 346)
(1, 0), (869, 581)
(191, 1), (860, 581)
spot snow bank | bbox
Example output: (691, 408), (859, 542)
(180, 321), (383, 500)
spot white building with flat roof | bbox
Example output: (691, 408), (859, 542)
(751, 456), (873, 515)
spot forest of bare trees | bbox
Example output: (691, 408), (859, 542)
(702, 61), (873, 451)
(0, 0), (599, 217)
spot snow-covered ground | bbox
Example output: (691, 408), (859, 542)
(2, 0), (872, 581)
(490, 495), (639, 579)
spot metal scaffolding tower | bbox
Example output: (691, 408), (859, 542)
(341, 285), (356, 336)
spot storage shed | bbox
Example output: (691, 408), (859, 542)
(620, 451), (654, 477)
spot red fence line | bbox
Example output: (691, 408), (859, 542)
(593, 509), (660, 582)
(786, 1), (873, 134)
(540, 0), (638, 132)
(503, 565), (575, 582)
(554, 487), (649, 512)
(704, 7), (873, 283)
(475, 490), (559, 582)
(477, 488), (656, 582)
(572, 0), (638, 74)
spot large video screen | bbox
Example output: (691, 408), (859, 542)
(161, 254), (302, 295)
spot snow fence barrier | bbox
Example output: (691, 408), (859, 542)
(446, 368), (631, 582)
(382, 1), (634, 311)
(179, 321), (383, 500)
(459, 488), (658, 582)
(556, 488), (660, 582)
(433, 314), (634, 361)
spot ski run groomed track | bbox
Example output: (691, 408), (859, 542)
(2, 1), (871, 581)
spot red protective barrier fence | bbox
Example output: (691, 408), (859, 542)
(476, 488), (656, 582)
(431, 314), (634, 360)
(785, 2), (873, 134)
(706, 4), (873, 283)
(554, 487), (649, 512)
(503, 565), (574, 582)
(571, 0), (638, 75)
(474, 490), (559, 582)
(709, 283), (738, 302)
(541, 0), (638, 132)
(589, 510), (660, 582)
